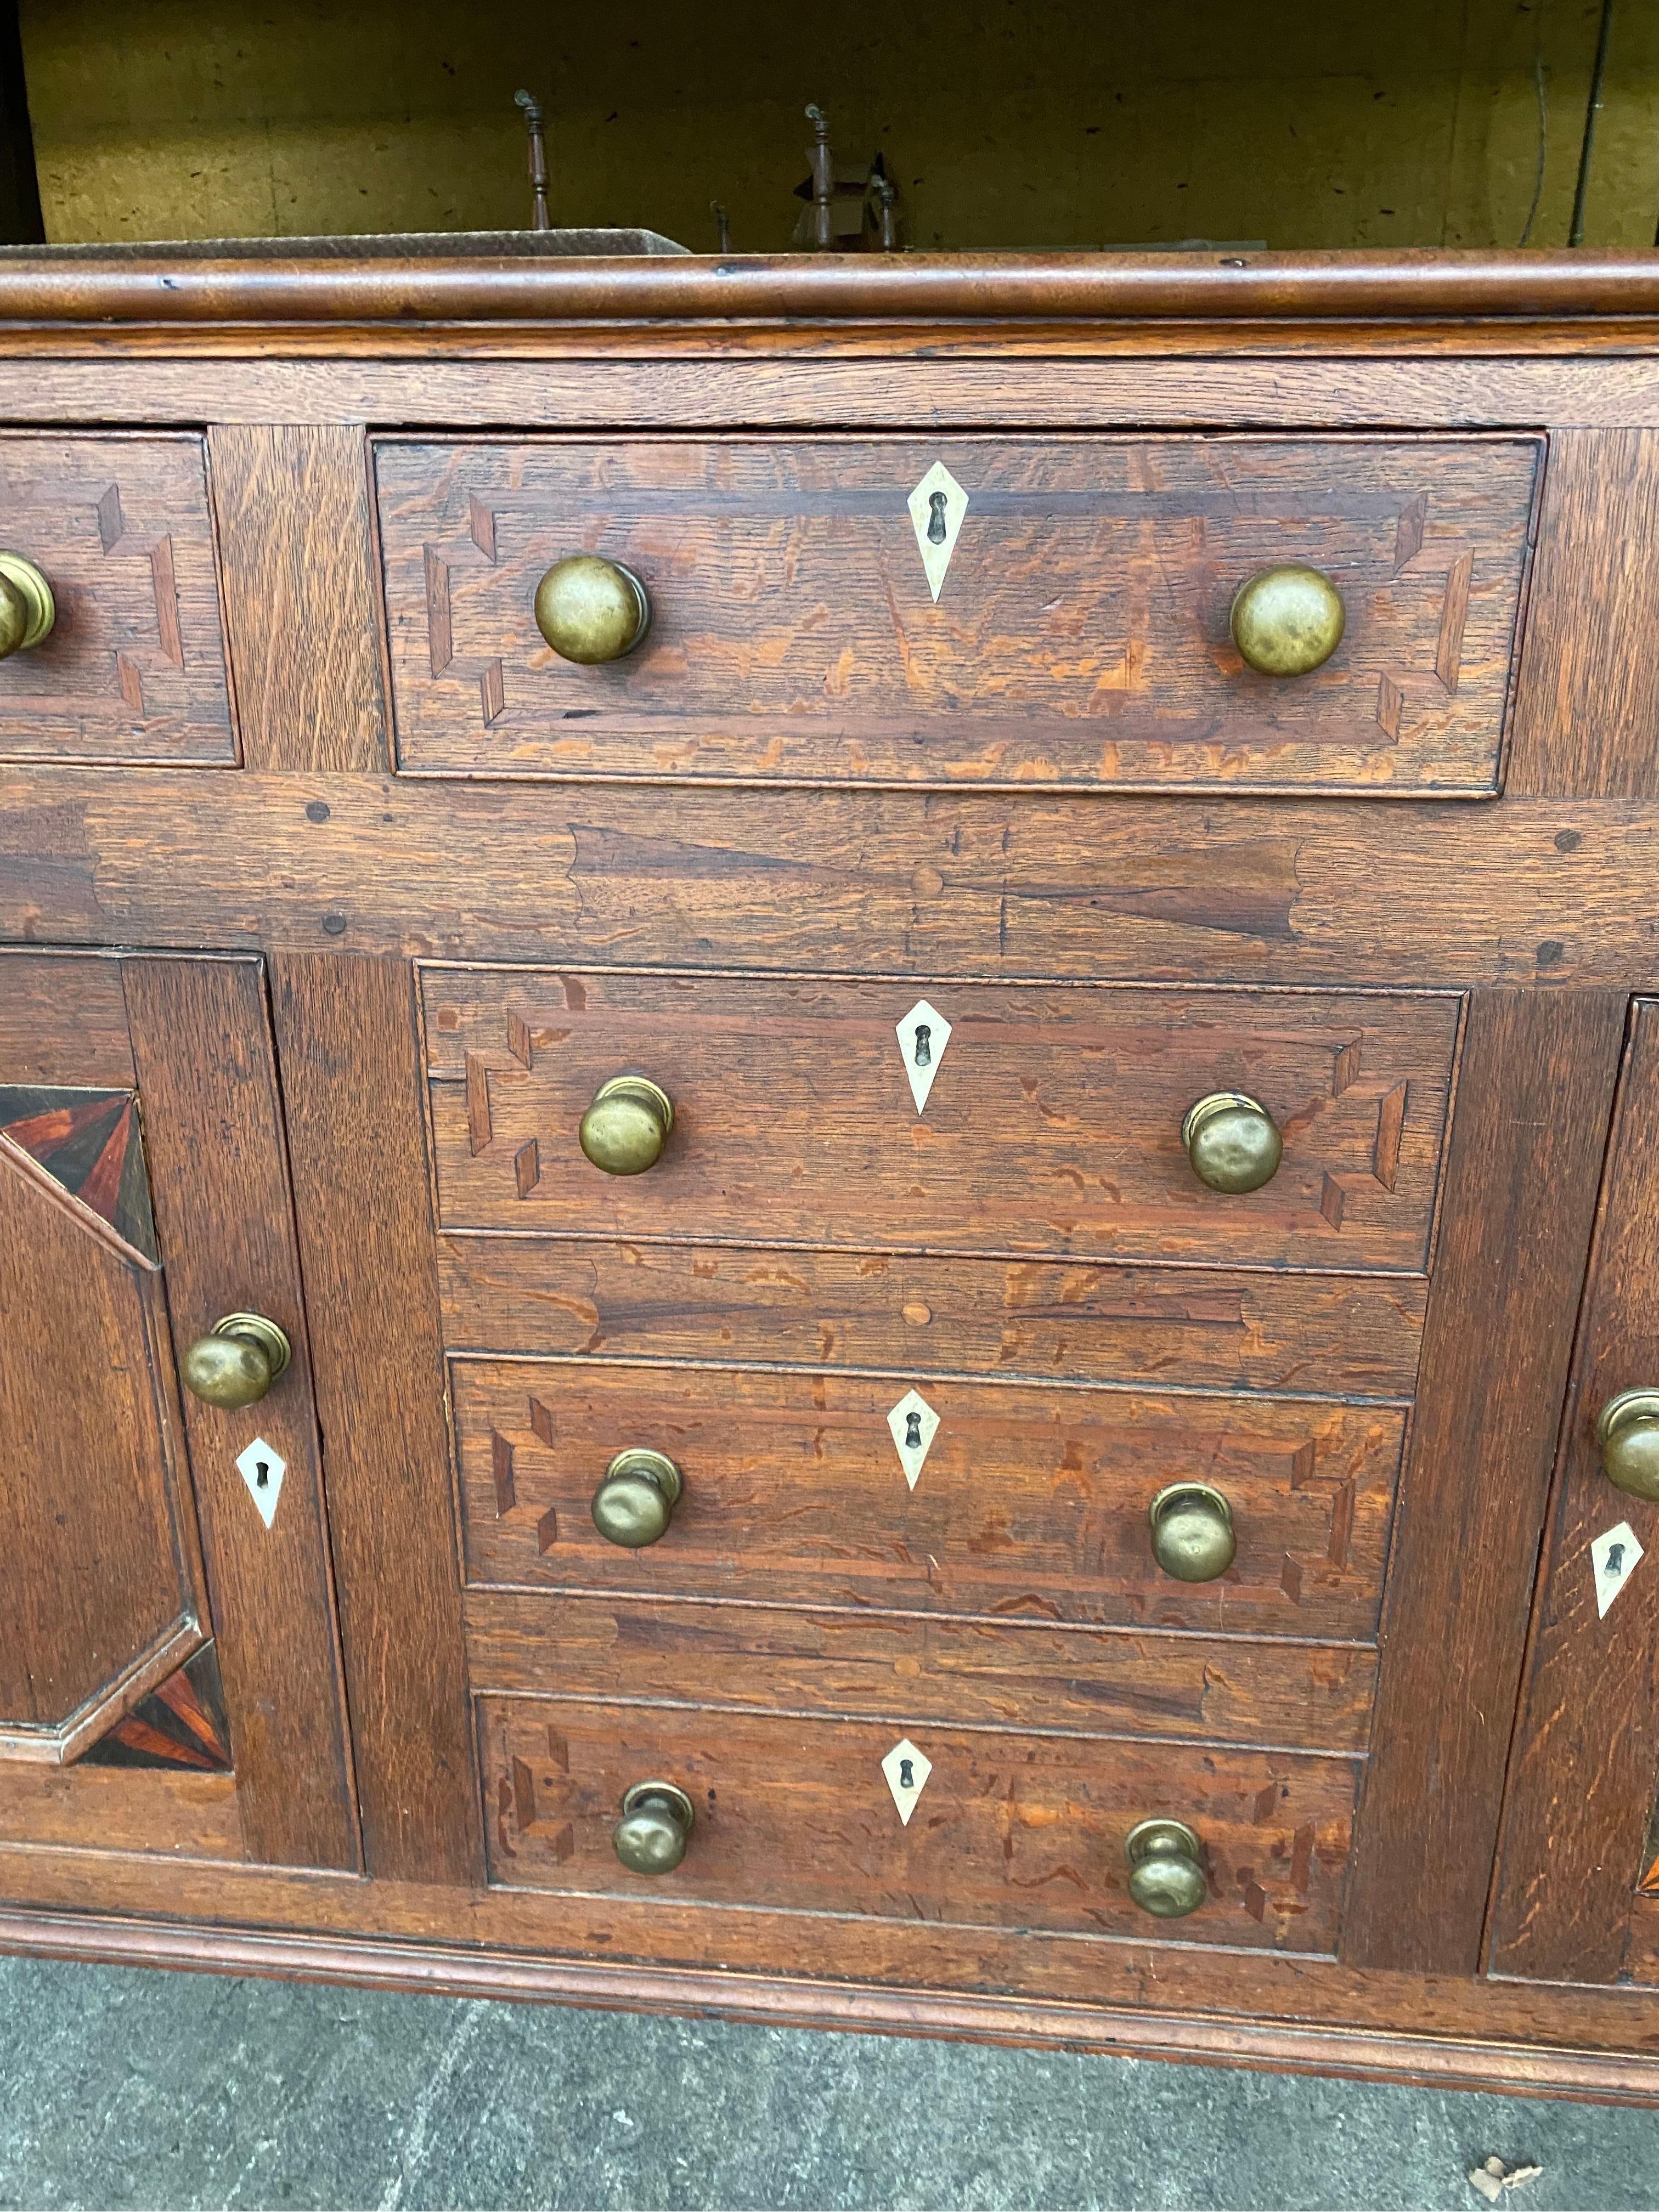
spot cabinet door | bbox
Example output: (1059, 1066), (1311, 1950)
(0, 952), (358, 1871)
(1489, 998), (1659, 1984)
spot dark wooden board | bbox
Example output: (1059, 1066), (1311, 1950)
(1488, 999), (1659, 1984)
(122, 957), (359, 1872)
(0, 434), (234, 765)
(208, 423), (388, 774)
(423, 970), (1460, 1274)
(0, 952), (134, 1085)
(0, 1761), (241, 1860)
(377, 435), (1537, 796)
(269, 953), (481, 1887)
(1341, 989), (1629, 1975)
(465, 1592), (1378, 1755)
(439, 1238), (1426, 1400)
(479, 1693), (1358, 1953)
(455, 1362), (1403, 1642)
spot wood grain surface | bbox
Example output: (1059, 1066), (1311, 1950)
(454, 1362), (1403, 1641)
(0, 1142), (200, 1751)
(1488, 999), (1659, 1984)
(465, 1592), (1379, 1755)
(423, 970), (1460, 1272)
(0, 1760), (241, 1860)
(209, 423), (388, 774)
(438, 1240), (1426, 1399)
(1342, 989), (1629, 1976)
(123, 957), (359, 1872)
(0, 954), (134, 1085)
(270, 953), (481, 1887)
(480, 1693), (1357, 1952)
(0, 433), (234, 765)
(377, 435), (1537, 795)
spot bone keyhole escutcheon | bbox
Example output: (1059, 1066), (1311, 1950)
(927, 491), (949, 544)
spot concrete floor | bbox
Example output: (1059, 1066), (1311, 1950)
(0, 1955), (1656, 2211)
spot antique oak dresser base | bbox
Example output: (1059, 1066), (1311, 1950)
(5, 253), (1659, 2102)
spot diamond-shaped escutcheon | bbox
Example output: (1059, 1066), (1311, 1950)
(234, 1436), (286, 1530)
(881, 1737), (933, 1826)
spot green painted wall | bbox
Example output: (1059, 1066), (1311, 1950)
(19, 0), (1659, 252)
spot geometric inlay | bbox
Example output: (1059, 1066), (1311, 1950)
(895, 998), (952, 1114)
(1591, 1519), (1644, 1622)
(886, 1387), (940, 1492)
(881, 1735), (933, 1826)
(81, 1643), (232, 1772)
(906, 461), (969, 602)
(235, 1436), (286, 1530)
(0, 1084), (157, 1259)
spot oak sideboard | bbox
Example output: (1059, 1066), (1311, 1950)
(4, 248), (1659, 2101)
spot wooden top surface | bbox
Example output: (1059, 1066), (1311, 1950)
(6, 248), (1659, 331)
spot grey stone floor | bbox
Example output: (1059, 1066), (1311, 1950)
(0, 1955), (1655, 2211)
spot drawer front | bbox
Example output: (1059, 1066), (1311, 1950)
(481, 1694), (1357, 1951)
(455, 1362), (1404, 1639)
(378, 433), (1539, 794)
(0, 434), (235, 765)
(423, 971), (1462, 1272)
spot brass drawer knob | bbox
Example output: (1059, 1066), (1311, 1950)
(534, 554), (651, 664)
(592, 1448), (683, 1547)
(1183, 1091), (1283, 1194)
(579, 1075), (674, 1176)
(613, 1780), (695, 1874)
(1149, 1483), (1237, 1582)
(0, 552), (55, 659)
(180, 1313), (292, 1410)
(1126, 1817), (1207, 1918)
(1597, 1389), (1659, 1502)
(1230, 564), (1346, 677)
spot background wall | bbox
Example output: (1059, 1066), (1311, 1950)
(18, 0), (1659, 252)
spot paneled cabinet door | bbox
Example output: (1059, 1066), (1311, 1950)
(0, 952), (358, 1872)
(1489, 998), (1659, 1987)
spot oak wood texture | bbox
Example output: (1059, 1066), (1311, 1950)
(377, 435), (1537, 796)
(1342, 989), (1629, 1975)
(12, 1824), (1659, 2089)
(208, 424), (388, 773)
(0, 1139), (205, 1759)
(1488, 1000), (1659, 1985)
(0, 955), (134, 1084)
(9, 249), (1659, 329)
(439, 1241), (1426, 1401)
(1624, 1896), (1659, 1988)
(422, 970), (1460, 1273)
(454, 1362), (1403, 1642)
(0, 1762), (241, 1860)
(0, 433), (234, 765)
(122, 956), (359, 1871)
(465, 1593), (1378, 1756)
(268, 953), (481, 1887)
(480, 1694), (1357, 1953)
(1507, 429), (1659, 800)
(7, 774), (1649, 993)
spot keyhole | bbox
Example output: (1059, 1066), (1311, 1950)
(899, 1757), (916, 1790)
(905, 1411), (923, 1449)
(255, 1459), (270, 1489)
(1607, 1542), (1627, 1577)
(927, 490), (949, 544)
(913, 1023), (932, 1067)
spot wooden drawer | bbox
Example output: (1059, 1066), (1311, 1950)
(480, 1693), (1357, 1953)
(377, 433), (1539, 794)
(455, 1362), (1404, 1640)
(422, 970), (1462, 1273)
(0, 434), (234, 765)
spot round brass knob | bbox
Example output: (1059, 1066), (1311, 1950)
(592, 1448), (683, 1548)
(1125, 1817), (1208, 1919)
(534, 554), (651, 665)
(579, 1075), (674, 1176)
(1149, 1482), (1237, 1582)
(612, 1780), (695, 1875)
(1230, 564), (1346, 677)
(1596, 1389), (1659, 1503)
(0, 552), (55, 660)
(1183, 1092), (1283, 1195)
(180, 1312), (292, 1410)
